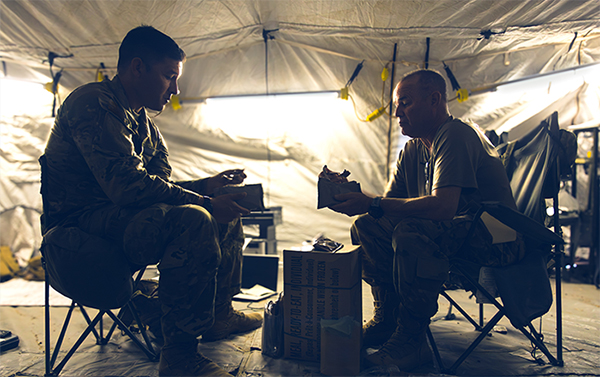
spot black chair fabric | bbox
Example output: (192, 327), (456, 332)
(499, 111), (576, 223)
(39, 153), (158, 375)
(491, 247), (552, 328)
(41, 226), (133, 310)
(488, 111), (571, 328)
(429, 112), (573, 373)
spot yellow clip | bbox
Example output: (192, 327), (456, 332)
(340, 87), (349, 100)
(366, 106), (386, 122)
(457, 88), (469, 103)
(170, 95), (182, 110)
(381, 67), (389, 82)
(44, 82), (56, 93)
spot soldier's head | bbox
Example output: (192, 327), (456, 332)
(117, 26), (186, 112)
(393, 69), (450, 140)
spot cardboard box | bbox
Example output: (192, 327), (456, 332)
(283, 245), (362, 362)
(320, 316), (361, 376)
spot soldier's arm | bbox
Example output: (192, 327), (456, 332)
(143, 123), (173, 179)
(384, 152), (409, 198)
(70, 94), (207, 208)
(379, 186), (461, 221)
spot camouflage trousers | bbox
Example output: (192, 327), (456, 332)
(77, 202), (244, 345)
(351, 213), (525, 332)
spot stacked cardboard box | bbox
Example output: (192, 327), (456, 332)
(283, 245), (362, 362)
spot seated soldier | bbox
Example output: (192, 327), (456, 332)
(326, 69), (524, 371)
(41, 26), (262, 377)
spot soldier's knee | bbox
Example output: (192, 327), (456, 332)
(169, 204), (213, 223)
(123, 203), (172, 266)
(164, 205), (222, 267)
(394, 251), (449, 287)
(392, 218), (439, 252)
(351, 214), (378, 244)
(352, 213), (375, 232)
(167, 205), (218, 235)
(393, 218), (430, 236)
(392, 218), (449, 281)
(391, 219), (417, 251)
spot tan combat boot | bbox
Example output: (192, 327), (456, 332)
(202, 303), (263, 342)
(158, 340), (231, 376)
(364, 325), (433, 371)
(363, 286), (399, 347)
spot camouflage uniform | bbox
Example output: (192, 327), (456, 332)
(354, 117), (525, 333)
(42, 76), (243, 344)
(353, 213), (524, 330)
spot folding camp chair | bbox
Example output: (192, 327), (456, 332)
(39, 155), (158, 377)
(426, 112), (575, 374)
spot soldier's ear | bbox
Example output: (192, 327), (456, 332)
(430, 91), (442, 106)
(130, 57), (145, 78)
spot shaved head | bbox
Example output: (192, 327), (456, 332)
(399, 69), (447, 103)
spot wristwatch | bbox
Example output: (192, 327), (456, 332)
(368, 196), (384, 219)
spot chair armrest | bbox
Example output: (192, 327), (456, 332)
(479, 202), (564, 245)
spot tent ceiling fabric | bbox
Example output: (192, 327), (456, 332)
(1, 0), (599, 256)
(1, 0), (599, 96)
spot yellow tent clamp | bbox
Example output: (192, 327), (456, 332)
(170, 95), (182, 110)
(0, 246), (20, 281)
(366, 106), (387, 122)
(457, 88), (469, 103)
(345, 63), (393, 122)
(381, 67), (389, 82)
(340, 87), (349, 100)
(96, 62), (108, 82)
(22, 255), (44, 281)
(44, 82), (57, 93)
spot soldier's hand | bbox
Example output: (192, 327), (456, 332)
(211, 192), (251, 223)
(206, 169), (247, 194)
(328, 192), (372, 217)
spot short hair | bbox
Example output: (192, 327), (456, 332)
(401, 69), (447, 102)
(117, 25), (186, 73)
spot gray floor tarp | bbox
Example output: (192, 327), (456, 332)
(1, 274), (598, 377)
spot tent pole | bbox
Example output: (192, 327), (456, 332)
(265, 35), (270, 206)
(386, 43), (398, 180)
(262, 28), (274, 207)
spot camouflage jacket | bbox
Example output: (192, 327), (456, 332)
(42, 75), (207, 231)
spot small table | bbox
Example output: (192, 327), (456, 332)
(242, 206), (282, 255)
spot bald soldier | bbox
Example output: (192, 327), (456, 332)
(327, 69), (525, 371)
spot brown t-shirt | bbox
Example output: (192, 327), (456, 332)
(385, 117), (517, 215)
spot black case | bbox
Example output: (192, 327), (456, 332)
(0, 330), (19, 353)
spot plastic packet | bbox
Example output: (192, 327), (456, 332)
(261, 292), (284, 358)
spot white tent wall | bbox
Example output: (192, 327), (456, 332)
(0, 0), (599, 265)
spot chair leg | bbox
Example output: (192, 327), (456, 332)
(479, 303), (484, 328)
(426, 326), (446, 373)
(51, 311), (105, 376)
(105, 267), (158, 362)
(552, 166), (565, 366)
(44, 262), (52, 376)
(446, 310), (505, 374)
(77, 305), (105, 344)
(444, 302), (456, 320)
(127, 300), (157, 359)
(440, 291), (482, 331)
(105, 309), (158, 361)
(519, 323), (559, 366)
(44, 265), (159, 376)
(554, 247), (564, 366)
